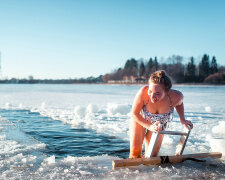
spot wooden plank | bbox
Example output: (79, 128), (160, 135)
(112, 152), (222, 169)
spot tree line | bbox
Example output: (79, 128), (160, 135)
(102, 54), (225, 84)
(1, 54), (224, 84)
(0, 76), (103, 84)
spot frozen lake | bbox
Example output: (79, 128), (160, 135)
(0, 84), (225, 179)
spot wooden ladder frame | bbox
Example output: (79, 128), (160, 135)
(145, 126), (191, 158)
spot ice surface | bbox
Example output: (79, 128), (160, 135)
(205, 106), (212, 112)
(212, 121), (225, 136)
(0, 84), (224, 179)
(106, 103), (131, 115)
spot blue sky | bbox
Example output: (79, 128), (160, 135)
(0, 0), (225, 79)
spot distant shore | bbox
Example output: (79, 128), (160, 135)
(0, 72), (224, 85)
(0, 81), (224, 86)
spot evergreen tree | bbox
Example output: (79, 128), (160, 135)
(198, 54), (210, 81)
(124, 58), (138, 76)
(210, 56), (218, 74)
(124, 58), (137, 69)
(139, 61), (145, 77)
(124, 60), (131, 70)
(130, 58), (138, 69)
(154, 56), (158, 71)
(185, 57), (196, 82)
(171, 55), (185, 83)
(145, 58), (154, 77)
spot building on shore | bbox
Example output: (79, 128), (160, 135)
(107, 76), (147, 84)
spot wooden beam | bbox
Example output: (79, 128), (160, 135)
(112, 152), (222, 169)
